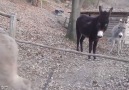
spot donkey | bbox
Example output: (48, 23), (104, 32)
(76, 6), (113, 59)
(0, 28), (31, 90)
(109, 19), (126, 55)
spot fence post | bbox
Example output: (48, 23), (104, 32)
(40, 0), (42, 8)
(9, 13), (17, 39)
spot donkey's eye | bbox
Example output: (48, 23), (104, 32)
(105, 24), (108, 27)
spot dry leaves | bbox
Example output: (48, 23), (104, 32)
(0, 0), (129, 90)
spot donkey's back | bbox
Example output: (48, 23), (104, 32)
(76, 15), (93, 29)
(77, 15), (93, 24)
(76, 15), (94, 37)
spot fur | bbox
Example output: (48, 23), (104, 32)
(76, 6), (113, 59)
(0, 27), (31, 90)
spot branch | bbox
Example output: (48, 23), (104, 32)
(0, 11), (20, 21)
(79, 0), (85, 8)
(16, 39), (129, 63)
(42, 67), (55, 90)
(96, 0), (100, 8)
(0, 11), (11, 18)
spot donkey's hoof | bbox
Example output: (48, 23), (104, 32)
(108, 51), (112, 54)
(88, 58), (92, 61)
(117, 53), (121, 56)
(93, 58), (98, 61)
(93, 58), (96, 60)
(88, 56), (91, 60)
(88, 57), (92, 60)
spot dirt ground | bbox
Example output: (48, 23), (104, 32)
(0, 0), (129, 90)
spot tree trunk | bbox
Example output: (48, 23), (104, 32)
(32, 0), (39, 6)
(66, 0), (84, 41)
(96, 0), (100, 8)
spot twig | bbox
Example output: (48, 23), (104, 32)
(42, 67), (55, 90)
(96, 0), (100, 8)
(0, 11), (11, 18)
(16, 39), (129, 63)
(0, 11), (19, 21)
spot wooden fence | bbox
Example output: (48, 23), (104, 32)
(0, 11), (17, 38)
(0, 11), (129, 63)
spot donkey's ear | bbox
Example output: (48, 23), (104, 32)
(109, 7), (113, 16)
(99, 6), (102, 13)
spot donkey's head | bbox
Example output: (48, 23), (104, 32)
(118, 19), (125, 38)
(97, 6), (113, 38)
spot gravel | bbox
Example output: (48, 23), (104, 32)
(0, 0), (129, 90)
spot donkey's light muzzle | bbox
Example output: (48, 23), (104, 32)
(97, 31), (104, 38)
(118, 32), (123, 38)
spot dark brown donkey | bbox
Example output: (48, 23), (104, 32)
(76, 6), (113, 59)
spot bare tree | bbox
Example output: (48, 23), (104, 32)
(30, 0), (39, 6)
(66, 0), (85, 41)
(32, 0), (39, 6)
(96, 0), (100, 8)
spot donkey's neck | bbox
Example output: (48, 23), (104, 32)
(91, 16), (99, 30)
(94, 16), (99, 23)
(90, 16), (99, 25)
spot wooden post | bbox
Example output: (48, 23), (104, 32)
(0, 12), (17, 39)
(125, 16), (129, 44)
(64, 17), (68, 27)
(9, 13), (17, 39)
(0, 11), (10, 18)
(40, 0), (42, 8)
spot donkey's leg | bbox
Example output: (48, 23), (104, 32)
(121, 39), (124, 53)
(118, 40), (121, 55)
(93, 39), (98, 60)
(88, 39), (93, 59)
(80, 35), (85, 52)
(109, 40), (115, 54)
(76, 30), (81, 51)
